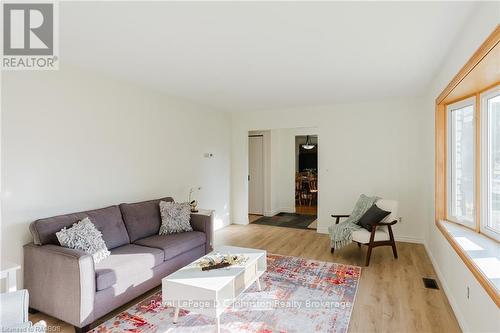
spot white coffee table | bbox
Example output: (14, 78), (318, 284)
(162, 246), (267, 333)
(1, 261), (21, 292)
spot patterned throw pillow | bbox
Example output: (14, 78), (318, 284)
(159, 201), (193, 234)
(56, 217), (110, 263)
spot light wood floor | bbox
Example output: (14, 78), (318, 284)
(31, 224), (461, 333)
(248, 214), (262, 223)
(295, 204), (317, 215)
(216, 225), (461, 333)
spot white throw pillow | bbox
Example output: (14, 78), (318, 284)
(159, 201), (193, 234)
(56, 217), (110, 263)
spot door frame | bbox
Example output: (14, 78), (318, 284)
(248, 134), (265, 215)
(246, 128), (320, 222)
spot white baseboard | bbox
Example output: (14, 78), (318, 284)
(280, 207), (296, 213)
(395, 236), (424, 244)
(231, 217), (249, 225)
(423, 241), (468, 333)
(317, 226), (329, 234)
(264, 209), (280, 217)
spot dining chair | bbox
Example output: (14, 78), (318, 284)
(308, 176), (318, 206)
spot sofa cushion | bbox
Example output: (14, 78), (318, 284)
(119, 197), (173, 242)
(94, 244), (164, 291)
(30, 205), (130, 250)
(134, 231), (206, 261)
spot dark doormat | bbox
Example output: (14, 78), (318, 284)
(253, 212), (317, 230)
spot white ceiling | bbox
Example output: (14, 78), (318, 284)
(60, 1), (477, 112)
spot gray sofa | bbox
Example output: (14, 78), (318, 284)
(23, 197), (213, 333)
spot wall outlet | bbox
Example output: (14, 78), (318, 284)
(398, 217), (402, 223)
(467, 286), (470, 299)
(204, 153), (214, 158)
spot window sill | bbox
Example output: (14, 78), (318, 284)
(436, 220), (500, 307)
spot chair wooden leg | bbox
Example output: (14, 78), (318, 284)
(388, 225), (398, 259)
(391, 242), (398, 259)
(365, 227), (377, 266)
(365, 245), (373, 266)
(330, 247), (334, 254)
(356, 242), (361, 248)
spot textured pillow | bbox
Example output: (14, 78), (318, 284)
(56, 217), (110, 263)
(358, 204), (391, 232)
(159, 201), (192, 234)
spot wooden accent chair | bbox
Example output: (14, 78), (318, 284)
(330, 199), (399, 266)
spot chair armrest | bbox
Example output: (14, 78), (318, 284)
(23, 243), (96, 327)
(190, 210), (214, 253)
(0, 289), (29, 327)
(331, 214), (350, 224)
(373, 219), (398, 227)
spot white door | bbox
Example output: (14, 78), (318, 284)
(248, 136), (264, 215)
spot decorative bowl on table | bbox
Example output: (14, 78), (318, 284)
(196, 252), (247, 271)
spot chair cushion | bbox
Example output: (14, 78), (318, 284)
(352, 227), (390, 244)
(94, 244), (164, 291)
(134, 231), (206, 261)
(119, 197), (173, 242)
(30, 205), (130, 250)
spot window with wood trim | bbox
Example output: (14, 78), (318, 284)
(447, 97), (476, 228)
(445, 88), (500, 241)
(480, 85), (500, 240)
(435, 25), (500, 307)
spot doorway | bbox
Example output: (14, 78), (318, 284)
(248, 135), (264, 216)
(295, 135), (318, 216)
(247, 128), (319, 230)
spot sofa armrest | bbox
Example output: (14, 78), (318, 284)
(23, 243), (96, 327)
(190, 210), (214, 253)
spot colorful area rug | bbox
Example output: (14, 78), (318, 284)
(252, 213), (317, 230)
(91, 254), (361, 333)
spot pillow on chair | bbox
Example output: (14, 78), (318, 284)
(358, 204), (391, 231)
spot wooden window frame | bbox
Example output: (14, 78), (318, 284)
(435, 24), (500, 307)
(446, 96), (476, 229)
(480, 86), (500, 241)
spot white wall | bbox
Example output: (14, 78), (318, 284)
(1, 66), (231, 288)
(231, 98), (425, 243)
(421, 2), (500, 332)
